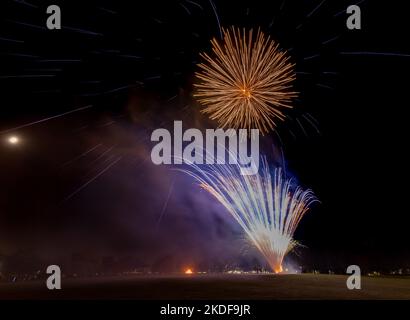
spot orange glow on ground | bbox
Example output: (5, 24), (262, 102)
(274, 265), (283, 274)
(184, 268), (193, 274)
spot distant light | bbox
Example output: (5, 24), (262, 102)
(8, 136), (19, 145)
(185, 268), (193, 275)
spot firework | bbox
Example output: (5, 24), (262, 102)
(195, 27), (297, 135)
(182, 158), (317, 273)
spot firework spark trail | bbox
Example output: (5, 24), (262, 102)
(307, 0), (327, 18)
(273, 130), (283, 147)
(269, 0), (287, 28)
(303, 54), (320, 61)
(334, 0), (366, 17)
(316, 83), (333, 90)
(280, 0), (286, 11)
(64, 26), (103, 37)
(97, 121), (116, 128)
(279, 146), (286, 177)
(63, 156), (122, 202)
(305, 112), (319, 124)
(98, 7), (117, 15)
(88, 146), (115, 166)
(302, 114), (320, 134)
(72, 125), (89, 133)
(185, 0), (203, 10)
(156, 179), (175, 229)
(79, 83), (140, 97)
(26, 68), (63, 72)
(296, 0), (327, 30)
(0, 105), (93, 135)
(97, 154), (117, 167)
(181, 157), (317, 273)
(322, 35), (340, 45)
(208, 0), (222, 38)
(13, 0), (38, 8)
(118, 55), (142, 60)
(61, 144), (102, 168)
(195, 27), (297, 135)
(0, 37), (24, 43)
(179, 2), (191, 15)
(0, 74), (54, 79)
(296, 118), (308, 137)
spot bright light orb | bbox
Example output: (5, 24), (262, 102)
(8, 136), (19, 145)
(184, 268), (193, 275)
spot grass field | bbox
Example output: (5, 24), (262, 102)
(1, 274), (409, 300)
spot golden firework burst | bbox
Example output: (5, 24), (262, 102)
(194, 27), (297, 135)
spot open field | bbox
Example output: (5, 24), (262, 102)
(0, 274), (409, 300)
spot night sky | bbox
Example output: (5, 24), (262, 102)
(0, 0), (408, 275)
